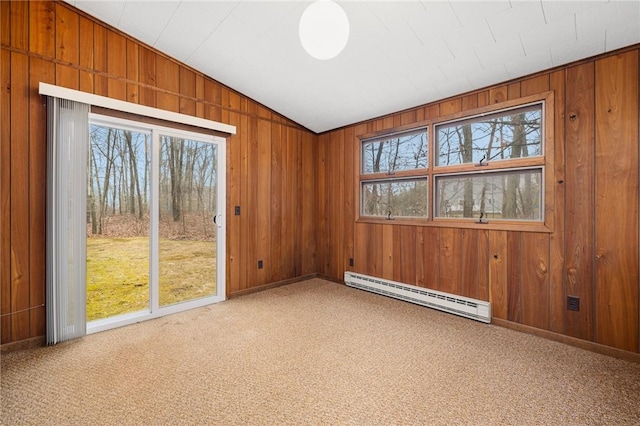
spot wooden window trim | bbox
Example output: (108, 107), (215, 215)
(356, 91), (555, 233)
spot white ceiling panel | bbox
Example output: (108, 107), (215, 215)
(155, 2), (240, 62)
(117, 1), (181, 45)
(65, 0), (640, 133)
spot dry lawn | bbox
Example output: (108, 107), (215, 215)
(86, 237), (216, 321)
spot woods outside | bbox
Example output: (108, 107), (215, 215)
(362, 105), (542, 220)
(87, 124), (218, 321)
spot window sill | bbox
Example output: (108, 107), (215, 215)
(356, 217), (552, 233)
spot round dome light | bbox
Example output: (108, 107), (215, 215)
(299, 0), (350, 60)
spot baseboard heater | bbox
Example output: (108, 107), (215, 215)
(344, 272), (491, 323)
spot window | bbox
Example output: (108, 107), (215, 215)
(358, 94), (552, 229)
(360, 128), (429, 218)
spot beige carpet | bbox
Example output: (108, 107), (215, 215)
(2, 278), (639, 425)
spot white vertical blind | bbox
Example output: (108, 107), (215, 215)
(46, 97), (89, 345)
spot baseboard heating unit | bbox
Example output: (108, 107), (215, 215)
(344, 272), (491, 323)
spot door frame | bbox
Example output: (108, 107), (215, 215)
(86, 114), (226, 334)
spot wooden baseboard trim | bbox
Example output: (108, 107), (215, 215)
(1, 336), (46, 354)
(228, 274), (320, 298)
(492, 318), (640, 364)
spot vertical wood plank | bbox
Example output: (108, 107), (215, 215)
(236, 115), (250, 290)
(301, 131), (316, 275)
(382, 224), (394, 281)
(106, 30), (126, 100)
(354, 223), (367, 275)
(1, 49), (12, 343)
(179, 67), (196, 115)
(477, 230), (490, 301)
(226, 114), (241, 294)
(489, 231), (508, 319)
(565, 63), (595, 340)
(594, 51), (639, 352)
(418, 227), (439, 289)
(243, 117), (258, 288)
(270, 123), (283, 281)
(459, 229), (478, 299)
(1, 0), (11, 46)
(29, 1), (55, 57)
(333, 130), (346, 279)
(521, 74), (549, 97)
(314, 135), (325, 275)
(507, 232), (522, 323)
(29, 56), (54, 338)
(93, 24), (107, 96)
(343, 126), (355, 273)
(126, 39), (138, 103)
(55, 3), (79, 65)
(461, 94), (478, 112)
(256, 119), (272, 285)
(55, 63), (78, 89)
(548, 69), (566, 334)
(78, 17), (93, 93)
(507, 82), (521, 100)
(440, 99), (461, 116)
(489, 85), (507, 104)
(10, 0), (28, 51)
(139, 47), (156, 107)
(520, 233), (550, 330)
(438, 228), (460, 294)
(10, 52), (30, 341)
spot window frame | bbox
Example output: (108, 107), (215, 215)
(356, 91), (555, 233)
(359, 126), (430, 220)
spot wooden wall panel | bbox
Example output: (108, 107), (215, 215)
(301, 131), (316, 275)
(594, 51), (639, 352)
(270, 123), (283, 281)
(1, 48), (12, 343)
(78, 17), (93, 93)
(459, 229), (478, 299)
(1, 1), (10, 46)
(489, 231), (508, 320)
(55, 3), (78, 65)
(29, 1), (55, 57)
(10, 52), (30, 342)
(256, 119), (272, 285)
(3, 0), (640, 356)
(438, 228), (460, 294)
(565, 63), (595, 340)
(10, 0), (28, 51)
(548, 70), (566, 335)
(1, 1), (318, 346)
(29, 57), (53, 337)
(106, 30), (126, 101)
(520, 233), (550, 330)
(506, 232), (522, 323)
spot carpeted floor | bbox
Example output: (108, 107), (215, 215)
(2, 278), (640, 425)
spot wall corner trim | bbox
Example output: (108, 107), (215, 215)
(38, 82), (237, 135)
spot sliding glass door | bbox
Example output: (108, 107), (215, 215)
(86, 116), (226, 333)
(158, 135), (219, 306)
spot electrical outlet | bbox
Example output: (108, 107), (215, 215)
(234, 206), (240, 215)
(349, 258), (354, 267)
(258, 260), (263, 269)
(567, 296), (580, 311)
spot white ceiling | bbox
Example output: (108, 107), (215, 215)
(65, 0), (640, 133)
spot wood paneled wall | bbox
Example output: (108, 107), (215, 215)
(2, 1), (639, 356)
(0, 1), (317, 345)
(316, 48), (640, 354)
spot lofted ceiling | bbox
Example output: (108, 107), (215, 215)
(65, 0), (640, 133)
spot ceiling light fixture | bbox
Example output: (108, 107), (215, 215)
(299, 0), (350, 60)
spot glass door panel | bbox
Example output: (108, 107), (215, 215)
(158, 136), (218, 307)
(86, 125), (151, 321)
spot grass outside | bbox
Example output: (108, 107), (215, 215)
(86, 237), (216, 322)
